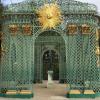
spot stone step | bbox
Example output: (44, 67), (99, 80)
(69, 90), (81, 94)
(6, 90), (17, 95)
(20, 90), (32, 94)
(84, 90), (95, 94)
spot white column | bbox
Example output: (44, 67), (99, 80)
(47, 71), (53, 87)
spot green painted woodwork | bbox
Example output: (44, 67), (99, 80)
(67, 93), (95, 98)
(0, 0), (100, 98)
(34, 31), (66, 82)
(0, 93), (33, 98)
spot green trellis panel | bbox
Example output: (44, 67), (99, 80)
(0, 0), (100, 98)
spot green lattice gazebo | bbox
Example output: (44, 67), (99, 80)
(0, 0), (100, 98)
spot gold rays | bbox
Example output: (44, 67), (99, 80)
(37, 3), (62, 30)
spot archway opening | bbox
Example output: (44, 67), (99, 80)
(34, 30), (66, 83)
(43, 50), (59, 80)
(34, 30), (66, 98)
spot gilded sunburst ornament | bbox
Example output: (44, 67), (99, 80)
(37, 3), (62, 30)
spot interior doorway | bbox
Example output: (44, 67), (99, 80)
(43, 50), (59, 80)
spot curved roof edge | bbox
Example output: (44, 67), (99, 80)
(3, 0), (97, 14)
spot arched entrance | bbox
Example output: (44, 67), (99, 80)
(43, 50), (59, 80)
(34, 30), (66, 83)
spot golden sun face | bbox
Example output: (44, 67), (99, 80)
(37, 3), (62, 30)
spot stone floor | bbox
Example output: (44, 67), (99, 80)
(0, 81), (100, 100)
(33, 81), (67, 100)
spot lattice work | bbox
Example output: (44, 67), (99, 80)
(34, 30), (66, 82)
(3, 0), (97, 14)
(0, 0), (100, 98)
(0, 24), (33, 93)
(65, 26), (100, 92)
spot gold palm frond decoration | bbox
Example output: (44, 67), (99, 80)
(37, 3), (62, 30)
(1, 45), (6, 56)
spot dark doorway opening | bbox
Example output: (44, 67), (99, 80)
(43, 50), (59, 80)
